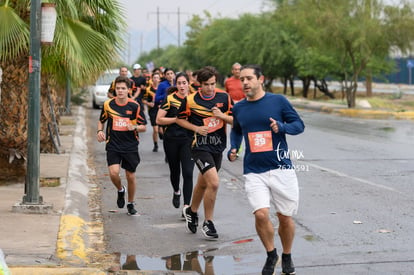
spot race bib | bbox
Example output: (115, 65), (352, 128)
(203, 117), (224, 133)
(112, 116), (130, 131)
(248, 131), (273, 153)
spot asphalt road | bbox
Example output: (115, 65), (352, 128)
(87, 106), (414, 274)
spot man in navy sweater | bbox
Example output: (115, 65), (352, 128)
(228, 64), (304, 275)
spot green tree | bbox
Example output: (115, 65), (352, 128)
(0, 0), (125, 181)
(278, 0), (414, 107)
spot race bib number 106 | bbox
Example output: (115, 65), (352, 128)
(112, 116), (130, 131)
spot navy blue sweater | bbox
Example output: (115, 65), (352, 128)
(230, 93), (305, 174)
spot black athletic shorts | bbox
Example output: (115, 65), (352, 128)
(107, 150), (140, 173)
(192, 150), (222, 174)
(148, 107), (158, 126)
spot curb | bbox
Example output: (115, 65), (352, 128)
(56, 106), (93, 266)
(291, 100), (414, 120)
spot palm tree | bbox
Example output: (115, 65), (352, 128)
(0, 0), (126, 181)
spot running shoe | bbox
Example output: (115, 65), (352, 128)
(202, 220), (219, 239)
(281, 253), (296, 275)
(127, 203), (137, 215)
(262, 250), (280, 275)
(117, 187), (125, 208)
(152, 144), (158, 152)
(183, 206), (198, 233)
(172, 192), (181, 208)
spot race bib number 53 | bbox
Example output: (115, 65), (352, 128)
(248, 131), (273, 153)
(112, 116), (130, 131)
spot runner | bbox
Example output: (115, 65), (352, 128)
(228, 64), (304, 275)
(130, 63), (147, 104)
(107, 66), (135, 98)
(142, 71), (162, 152)
(97, 76), (147, 215)
(156, 72), (195, 215)
(225, 62), (245, 103)
(176, 66), (233, 239)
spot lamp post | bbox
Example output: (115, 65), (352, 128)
(23, 0), (42, 206)
(14, 1), (56, 213)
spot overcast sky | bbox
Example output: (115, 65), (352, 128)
(117, 0), (272, 64)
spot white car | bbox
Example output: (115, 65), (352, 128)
(89, 69), (132, 109)
(89, 69), (118, 109)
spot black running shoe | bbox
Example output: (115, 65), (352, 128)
(183, 206), (198, 233)
(172, 192), (181, 208)
(202, 220), (218, 239)
(281, 253), (296, 275)
(262, 250), (279, 275)
(152, 144), (158, 152)
(117, 187), (125, 208)
(127, 203), (137, 215)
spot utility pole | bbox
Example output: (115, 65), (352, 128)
(148, 7), (189, 49)
(128, 33), (131, 65)
(140, 33), (143, 56)
(177, 7), (181, 47)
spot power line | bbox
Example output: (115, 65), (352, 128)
(148, 6), (190, 49)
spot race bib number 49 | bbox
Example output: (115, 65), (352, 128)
(248, 131), (273, 153)
(112, 116), (130, 131)
(203, 117), (223, 133)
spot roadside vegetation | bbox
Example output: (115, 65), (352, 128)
(138, 0), (414, 109)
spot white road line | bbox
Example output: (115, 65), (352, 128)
(305, 162), (402, 194)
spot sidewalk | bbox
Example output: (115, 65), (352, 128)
(0, 106), (194, 275)
(0, 106), (108, 274)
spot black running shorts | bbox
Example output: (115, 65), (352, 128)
(191, 150), (222, 174)
(107, 150), (140, 173)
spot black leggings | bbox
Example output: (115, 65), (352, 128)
(163, 137), (195, 205)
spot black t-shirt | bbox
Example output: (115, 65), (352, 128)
(130, 76), (147, 102)
(99, 98), (147, 152)
(177, 90), (233, 153)
(160, 92), (192, 139)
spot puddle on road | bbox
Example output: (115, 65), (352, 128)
(113, 249), (264, 274)
(376, 126), (396, 132)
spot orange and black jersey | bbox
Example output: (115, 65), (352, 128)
(99, 98), (146, 152)
(177, 90), (233, 153)
(143, 85), (156, 109)
(160, 92), (192, 139)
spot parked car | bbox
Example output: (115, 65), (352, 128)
(89, 69), (118, 109)
(89, 69), (132, 109)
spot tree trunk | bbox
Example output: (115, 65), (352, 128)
(0, 58), (60, 182)
(289, 77), (295, 96)
(301, 77), (311, 98)
(366, 72), (373, 97)
(0, 57), (29, 182)
(345, 82), (357, 108)
(314, 79), (335, 99)
(264, 77), (274, 92)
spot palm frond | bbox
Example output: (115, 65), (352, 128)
(0, 5), (29, 62)
(46, 18), (117, 85)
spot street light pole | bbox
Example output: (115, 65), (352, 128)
(24, 0), (42, 204)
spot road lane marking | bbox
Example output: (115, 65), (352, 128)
(306, 162), (402, 194)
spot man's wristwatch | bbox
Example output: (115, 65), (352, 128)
(97, 130), (103, 134)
